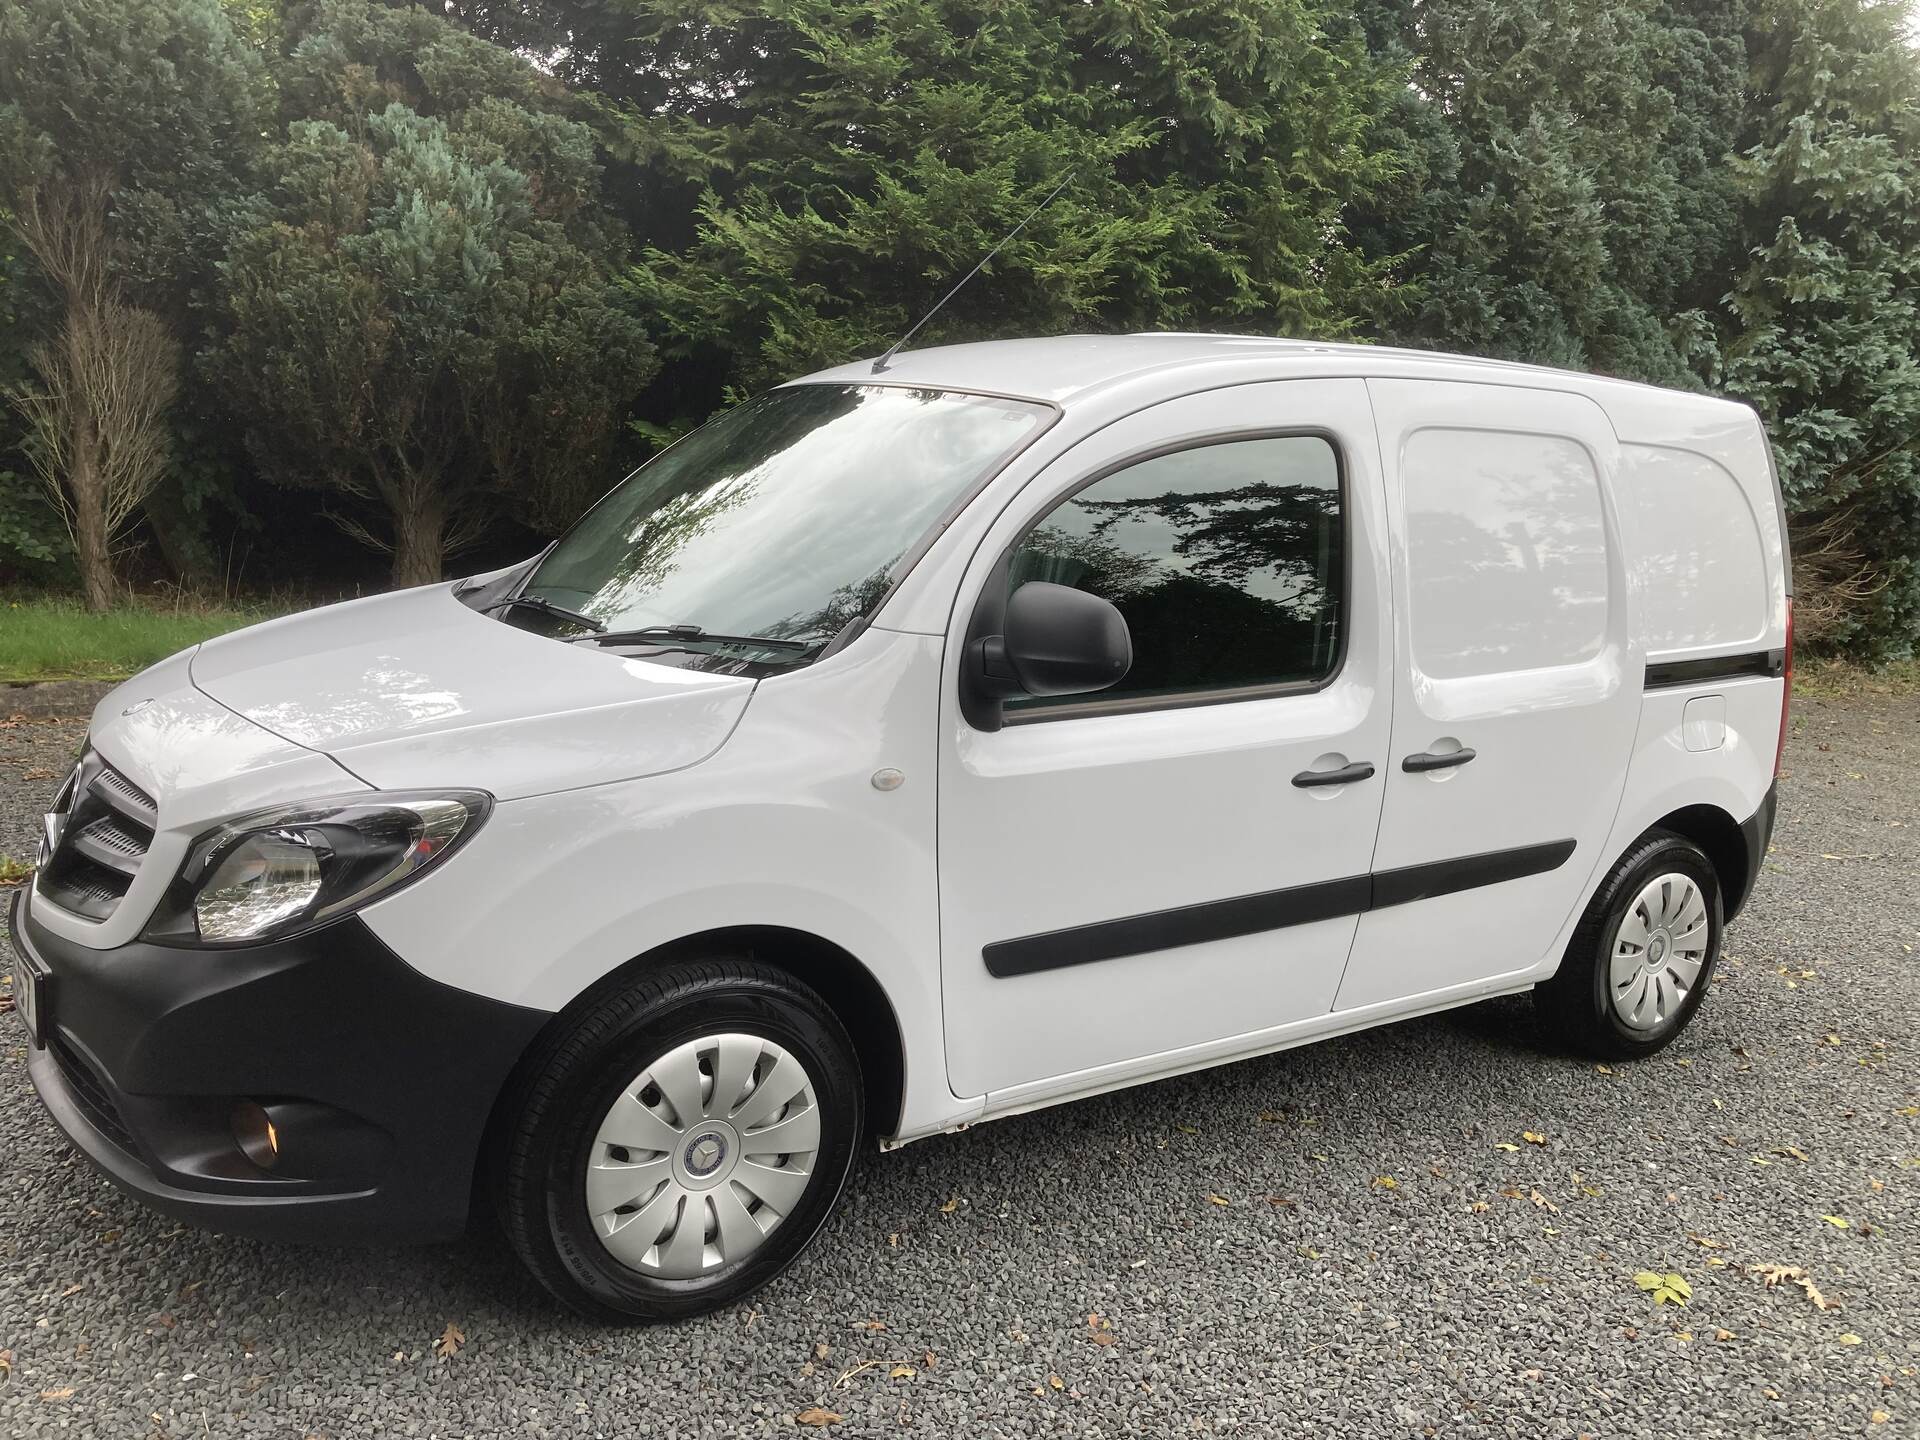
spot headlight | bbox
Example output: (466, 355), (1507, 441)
(145, 791), (490, 946)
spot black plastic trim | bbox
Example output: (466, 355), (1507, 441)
(10, 886), (551, 1243)
(1369, 839), (1577, 910)
(983, 838), (1576, 977)
(985, 875), (1373, 978)
(1291, 761), (1376, 788)
(1645, 650), (1786, 690)
(1729, 780), (1779, 922)
(1402, 747), (1476, 773)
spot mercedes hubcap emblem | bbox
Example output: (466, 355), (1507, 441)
(685, 1132), (726, 1177)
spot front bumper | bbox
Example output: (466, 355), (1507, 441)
(8, 885), (549, 1243)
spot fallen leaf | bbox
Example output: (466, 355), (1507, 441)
(1174, 1124), (1199, 1135)
(433, 1322), (465, 1360)
(1206, 1193), (1230, 1206)
(1047, 1374), (1064, 1392)
(814, 1342), (831, 1360)
(1373, 1176), (1398, 1190)
(1523, 1131), (1547, 1145)
(889, 1366), (915, 1380)
(1494, 1142), (1521, 1152)
(1871, 1411), (1890, 1425)
(40, 1388), (75, 1402)
(796, 1407), (843, 1427)
(922, 1350), (936, 1369)
(1686, 1234), (1725, 1249)
(1715, 1329), (1736, 1342)
(1092, 1331), (1116, 1347)
(938, 1197), (959, 1214)
(1823, 1215), (1853, 1229)
(1841, 1334), (1864, 1347)
(1747, 1263), (1839, 1311)
(0, 1350), (11, 1378)
(1529, 1190), (1560, 1213)
(1633, 1271), (1692, 1306)
(860, 1319), (887, 1332)
(1469, 1200), (1490, 1213)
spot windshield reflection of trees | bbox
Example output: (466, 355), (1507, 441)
(1011, 471), (1343, 700)
(575, 386), (867, 622)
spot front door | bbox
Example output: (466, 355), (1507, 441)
(938, 380), (1392, 1102)
(1332, 379), (1641, 1012)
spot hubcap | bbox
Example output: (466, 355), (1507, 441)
(585, 1033), (820, 1278)
(1609, 872), (1711, 1032)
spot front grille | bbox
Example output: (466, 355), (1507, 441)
(36, 751), (157, 921)
(49, 1037), (137, 1155)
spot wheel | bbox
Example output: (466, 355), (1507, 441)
(496, 957), (863, 1323)
(1535, 831), (1723, 1060)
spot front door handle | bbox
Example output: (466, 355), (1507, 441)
(1292, 761), (1376, 788)
(1402, 747), (1477, 773)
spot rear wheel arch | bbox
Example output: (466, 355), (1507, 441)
(1647, 803), (1749, 918)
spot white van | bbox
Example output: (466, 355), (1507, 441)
(10, 335), (1790, 1321)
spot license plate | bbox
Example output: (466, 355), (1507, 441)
(12, 935), (48, 1049)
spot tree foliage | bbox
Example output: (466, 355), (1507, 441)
(1, 0), (1919, 650)
(210, 0), (656, 585)
(0, 0), (262, 606)
(1710, 0), (1920, 649)
(620, 0), (1410, 397)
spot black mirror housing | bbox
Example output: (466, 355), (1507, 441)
(974, 581), (1132, 703)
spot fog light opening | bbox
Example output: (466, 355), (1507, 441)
(232, 1101), (281, 1170)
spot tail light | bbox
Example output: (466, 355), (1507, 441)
(1773, 597), (1794, 777)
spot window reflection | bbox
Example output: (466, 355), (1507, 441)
(1006, 437), (1344, 708)
(1404, 430), (1609, 678)
(527, 385), (1049, 669)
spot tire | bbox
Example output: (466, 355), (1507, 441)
(496, 956), (863, 1323)
(1535, 830), (1723, 1061)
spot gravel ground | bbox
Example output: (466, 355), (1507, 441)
(1, 694), (1915, 1439)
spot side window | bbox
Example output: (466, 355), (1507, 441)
(1005, 435), (1343, 711)
(1402, 428), (1609, 678)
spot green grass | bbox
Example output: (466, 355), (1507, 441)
(0, 594), (289, 683)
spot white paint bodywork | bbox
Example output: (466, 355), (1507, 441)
(43, 335), (1790, 1146)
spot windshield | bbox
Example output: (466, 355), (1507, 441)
(520, 384), (1052, 665)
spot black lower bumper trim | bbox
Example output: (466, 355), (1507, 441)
(1730, 780), (1779, 922)
(10, 887), (551, 1244)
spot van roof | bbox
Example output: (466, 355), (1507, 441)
(791, 332), (1714, 409)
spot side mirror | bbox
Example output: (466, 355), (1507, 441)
(972, 581), (1132, 701)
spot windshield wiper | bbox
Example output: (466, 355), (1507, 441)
(573, 623), (813, 653)
(483, 595), (605, 632)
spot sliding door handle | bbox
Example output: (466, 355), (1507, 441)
(1402, 747), (1477, 773)
(1292, 761), (1376, 788)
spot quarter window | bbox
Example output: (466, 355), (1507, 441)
(1005, 435), (1343, 711)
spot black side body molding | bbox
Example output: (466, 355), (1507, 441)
(1644, 649), (1786, 689)
(983, 839), (1577, 978)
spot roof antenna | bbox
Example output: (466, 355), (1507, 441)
(871, 171), (1075, 375)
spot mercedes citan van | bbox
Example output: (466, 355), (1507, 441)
(10, 336), (1790, 1321)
